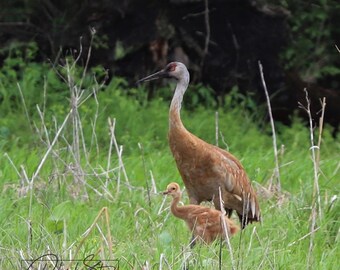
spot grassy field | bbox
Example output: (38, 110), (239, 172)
(0, 59), (339, 269)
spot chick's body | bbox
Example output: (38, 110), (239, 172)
(163, 182), (239, 245)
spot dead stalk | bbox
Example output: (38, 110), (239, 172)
(159, 253), (171, 270)
(107, 118), (115, 188)
(258, 61), (281, 192)
(36, 105), (51, 145)
(316, 98), (326, 175)
(298, 89), (326, 270)
(215, 111), (219, 146)
(4, 153), (21, 178)
(246, 226), (257, 256)
(67, 207), (113, 269)
(63, 219), (67, 253)
(254, 229), (275, 269)
(108, 117), (131, 194)
(79, 32), (94, 90)
(31, 110), (72, 185)
(287, 227), (320, 247)
(200, 0), (210, 74)
(218, 187), (235, 270)
(17, 82), (33, 132)
(335, 44), (340, 53)
(62, 33), (98, 197)
(150, 170), (157, 193)
(38, 104), (115, 199)
(235, 192), (249, 269)
(68, 63), (84, 187)
(90, 88), (100, 156)
(138, 143), (152, 207)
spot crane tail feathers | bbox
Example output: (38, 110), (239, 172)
(251, 197), (256, 219)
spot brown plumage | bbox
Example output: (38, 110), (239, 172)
(138, 62), (261, 228)
(163, 182), (239, 246)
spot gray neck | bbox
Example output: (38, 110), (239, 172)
(169, 71), (190, 122)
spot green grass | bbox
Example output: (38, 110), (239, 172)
(0, 60), (339, 269)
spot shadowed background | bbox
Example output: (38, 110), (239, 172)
(1, 0), (340, 130)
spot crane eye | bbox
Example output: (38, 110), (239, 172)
(171, 187), (176, 190)
(166, 63), (177, 72)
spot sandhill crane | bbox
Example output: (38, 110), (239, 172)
(138, 62), (261, 228)
(163, 182), (239, 246)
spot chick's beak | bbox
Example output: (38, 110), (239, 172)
(137, 69), (169, 84)
(162, 190), (170, 195)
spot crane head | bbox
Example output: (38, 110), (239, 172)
(137, 62), (188, 83)
(162, 182), (181, 197)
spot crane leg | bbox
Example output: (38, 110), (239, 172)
(225, 208), (233, 218)
(189, 235), (196, 248)
(237, 213), (249, 229)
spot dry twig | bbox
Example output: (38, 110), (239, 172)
(258, 61), (281, 193)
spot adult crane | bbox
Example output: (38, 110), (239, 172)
(138, 62), (261, 228)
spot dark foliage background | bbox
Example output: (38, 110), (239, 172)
(0, 0), (339, 131)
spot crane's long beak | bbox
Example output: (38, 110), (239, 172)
(162, 190), (170, 195)
(137, 69), (168, 84)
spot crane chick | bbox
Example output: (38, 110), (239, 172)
(163, 182), (239, 247)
